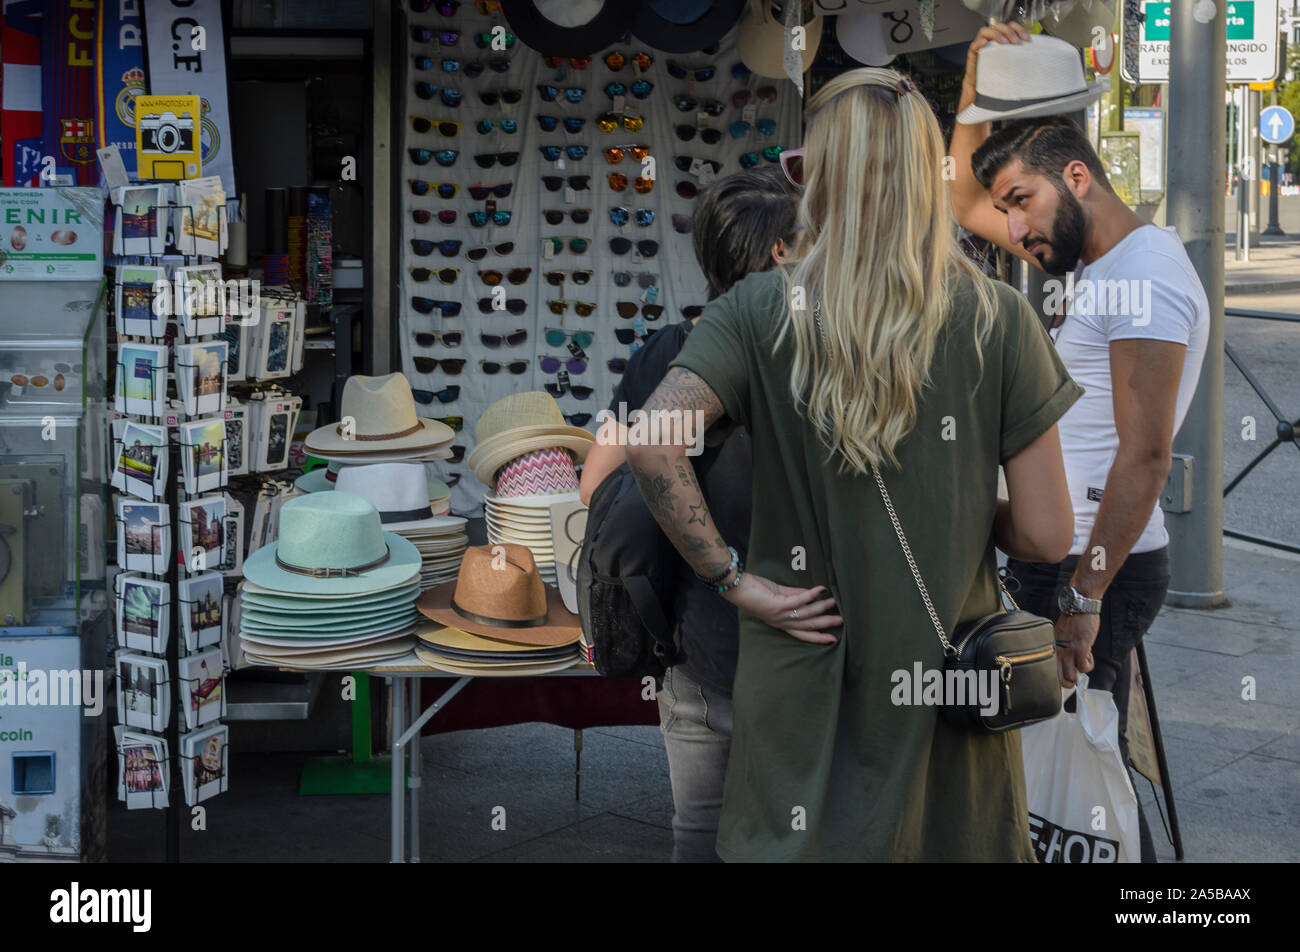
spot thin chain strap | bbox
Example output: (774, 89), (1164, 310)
(869, 461), (956, 656)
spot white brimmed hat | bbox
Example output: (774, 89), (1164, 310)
(465, 392), (593, 488)
(304, 374), (454, 456)
(956, 33), (1109, 125)
(333, 462), (465, 534)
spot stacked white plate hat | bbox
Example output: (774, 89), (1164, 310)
(414, 544), (582, 676)
(466, 391), (594, 588)
(237, 491), (422, 668)
(303, 372), (456, 464)
(334, 462), (468, 591)
(295, 459), (453, 515)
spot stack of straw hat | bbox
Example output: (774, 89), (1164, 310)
(237, 492), (422, 668)
(465, 392), (593, 587)
(413, 544), (583, 675)
(334, 462), (468, 590)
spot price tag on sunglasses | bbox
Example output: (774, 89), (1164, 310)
(642, 285), (659, 305)
(556, 368), (572, 391)
(743, 103), (757, 123)
(564, 186), (577, 204)
(697, 163), (717, 186)
(567, 340), (587, 361)
(543, 240), (556, 261)
(555, 156), (566, 170)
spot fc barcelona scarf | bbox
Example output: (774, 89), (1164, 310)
(41, 0), (101, 186)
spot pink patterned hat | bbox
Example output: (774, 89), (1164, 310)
(495, 447), (580, 499)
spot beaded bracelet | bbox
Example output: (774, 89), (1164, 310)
(715, 562), (745, 595)
(695, 545), (738, 587)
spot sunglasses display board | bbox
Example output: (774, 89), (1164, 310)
(399, 4), (802, 514)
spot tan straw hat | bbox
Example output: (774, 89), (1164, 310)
(736, 0), (822, 79)
(304, 374), (454, 455)
(416, 543), (581, 646)
(465, 391), (593, 488)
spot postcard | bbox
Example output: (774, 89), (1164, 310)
(116, 499), (171, 576)
(179, 571), (225, 652)
(115, 265), (167, 338)
(116, 725), (169, 809)
(115, 343), (168, 418)
(179, 648), (224, 730)
(175, 263), (226, 337)
(180, 416), (228, 494)
(115, 572), (170, 654)
(176, 175), (227, 258)
(111, 420), (168, 501)
(114, 184), (166, 256)
(179, 494), (226, 573)
(116, 652), (169, 733)
(181, 724), (228, 806)
(175, 340), (228, 416)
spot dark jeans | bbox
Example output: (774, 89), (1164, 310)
(1005, 547), (1170, 864)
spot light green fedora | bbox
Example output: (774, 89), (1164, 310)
(242, 491), (421, 596)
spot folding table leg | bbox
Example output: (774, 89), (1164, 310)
(390, 676), (405, 862)
(408, 676), (422, 862)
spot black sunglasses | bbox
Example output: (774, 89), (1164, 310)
(473, 151), (519, 168)
(468, 182), (513, 200)
(544, 383), (594, 400)
(477, 297), (527, 315)
(542, 175), (591, 192)
(412, 387), (462, 405)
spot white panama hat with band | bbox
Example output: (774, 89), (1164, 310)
(241, 491), (421, 596)
(333, 462), (465, 534)
(304, 373), (455, 456)
(955, 33), (1109, 125)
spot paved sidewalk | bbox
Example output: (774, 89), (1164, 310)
(106, 539), (1299, 863)
(1224, 236), (1300, 295)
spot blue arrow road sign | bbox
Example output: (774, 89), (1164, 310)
(1260, 106), (1294, 145)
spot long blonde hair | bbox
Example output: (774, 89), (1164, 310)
(778, 67), (999, 474)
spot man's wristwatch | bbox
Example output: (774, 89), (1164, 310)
(1058, 584), (1103, 616)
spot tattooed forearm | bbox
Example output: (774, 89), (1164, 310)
(627, 367), (734, 580)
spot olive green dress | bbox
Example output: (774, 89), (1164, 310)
(670, 269), (1083, 862)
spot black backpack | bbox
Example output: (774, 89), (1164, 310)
(577, 462), (681, 683)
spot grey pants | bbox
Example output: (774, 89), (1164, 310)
(657, 665), (733, 863)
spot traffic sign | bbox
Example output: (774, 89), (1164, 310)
(1123, 0), (1281, 84)
(1260, 105), (1294, 144)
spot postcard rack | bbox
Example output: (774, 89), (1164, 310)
(108, 188), (234, 857)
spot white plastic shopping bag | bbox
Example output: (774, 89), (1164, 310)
(1020, 673), (1141, 862)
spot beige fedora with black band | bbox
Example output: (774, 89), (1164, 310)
(304, 373), (454, 456)
(416, 543), (581, 647)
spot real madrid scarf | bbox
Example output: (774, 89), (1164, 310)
(96, 0), (146, 179)
(142, 0), (236, 196)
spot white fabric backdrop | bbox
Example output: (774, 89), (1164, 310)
(400, 6), (802, 516)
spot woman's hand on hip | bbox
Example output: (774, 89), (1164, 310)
(723, 572), (841, 645)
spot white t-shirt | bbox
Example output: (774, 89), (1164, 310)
(1051, 225), (1210, 555)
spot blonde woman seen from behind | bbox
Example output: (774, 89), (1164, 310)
(626, 68), (1081, 861)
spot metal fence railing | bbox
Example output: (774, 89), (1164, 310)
(1223, 307), (1300, 554)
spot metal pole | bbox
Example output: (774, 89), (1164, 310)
(1249, 89), (1263, 245)
(1240, 87), (1251, 261)
(389, 676), (404, 862)
(1164, 4), (1227, 608)
(1265, 153), (1285, 234)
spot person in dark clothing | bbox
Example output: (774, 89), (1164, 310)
(578, 166), (798, 862)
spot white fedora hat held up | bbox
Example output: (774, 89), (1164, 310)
(956, 33), (1109, 125)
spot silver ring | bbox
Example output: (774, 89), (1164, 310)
(789, 609), (799, 620)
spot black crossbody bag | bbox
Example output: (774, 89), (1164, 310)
(871, 462), (1062, 733)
